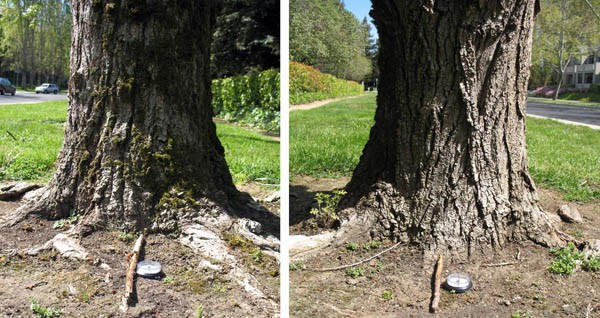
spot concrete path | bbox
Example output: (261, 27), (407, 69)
(290, 94), (364, 111)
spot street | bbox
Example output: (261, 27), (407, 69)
(0, 91), (67, 105)
(527, 99), (600, 128)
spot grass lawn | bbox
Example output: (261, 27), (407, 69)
(291, 94), (600, 202)
(528, 96), (600, 107)
(0, 101), (279, 184)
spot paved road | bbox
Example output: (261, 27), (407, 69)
(0, 91), (67, 105)
(527, 99), (600, 128)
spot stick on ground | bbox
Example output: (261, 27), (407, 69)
(308, 242), (405, 272)
(430, 254), (444, 313)
(119, 233), (145, 312)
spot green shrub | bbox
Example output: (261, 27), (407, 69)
(589, 83), (600, 94)
(212, 69), (280, 132)
(290, 61), (363, 104)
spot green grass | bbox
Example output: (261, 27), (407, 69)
(0, 101), (66, 181)
(0, 101), (279, 184)
(291, 94), (600, 202)
(217, 124), (279, 184)
(290, 94), (375, 177)
(528, 96), (600, 107)
(527, 117), (600, 201)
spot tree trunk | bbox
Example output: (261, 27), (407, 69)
(30, 0), (242, 233)
(340, 0), (558, 255)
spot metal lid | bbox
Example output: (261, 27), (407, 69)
(443, 273), (472, 293)
(136, 260), (162, 278)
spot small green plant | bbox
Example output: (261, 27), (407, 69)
(346, 266), (364, 278)
(53, 210), (79, 229)
(363, 240), (382, 250)
(570, 230), (584, 238)
(310, 189), (347, 227)
(548, 242), (583, 275)
(511, 312), (533, 318)
(375, 261), (383, 272)
(30, 300), (62, 318)
(346, 242), (359, 251)
(251, 249), (263, 263)
(289, 260), (304, 271)
(162, 276), (174, 284)
(382, 290), (393, 301)
(118, 232), (135, 242)
(213, 283), (227, 294)
(583, 256), (600, 272)
(196, 304), (204, 318)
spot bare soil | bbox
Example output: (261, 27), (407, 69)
(0, 183), (280, 318)
(290, 177), (600, 317)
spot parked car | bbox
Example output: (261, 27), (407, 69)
(0, 77), (16, 95)
(35, 83), (59, 94)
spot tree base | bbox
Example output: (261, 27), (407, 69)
(336, 181), (563, 258)
(0, 186), (280, 315)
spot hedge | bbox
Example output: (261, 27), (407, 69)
(212, 69), (280, 132)
(290, 61), (363, 105)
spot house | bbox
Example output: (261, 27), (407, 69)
(564, 51), (600, 90)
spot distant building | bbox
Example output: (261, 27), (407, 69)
(564, 51), (600, 89)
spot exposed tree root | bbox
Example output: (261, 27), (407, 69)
(26, 231), (90, 260)
(335, 181), (569, 259)
(0, 184), (47, 228)
(2, 189), (280, 317)
(0, 183), (42, 201)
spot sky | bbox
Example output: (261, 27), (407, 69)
(343, 0), (377, 38)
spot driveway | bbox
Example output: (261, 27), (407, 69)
(527, 99), (600, 128)
(0, 91), (67, 105)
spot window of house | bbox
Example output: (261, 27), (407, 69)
(578, 73), (584, 83)
(567, 74), (574, 84)
(585, 73), (594, 84)
(584, 54), (595, 64)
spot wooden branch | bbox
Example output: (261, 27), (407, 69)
(308, 242), (405, 272)
(482, 261), (518, 267)
(583, 0), (600, 22)
(430, 254), (444, 313)
(119, 233), (145, 312)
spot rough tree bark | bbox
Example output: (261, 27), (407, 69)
(16, 0), (245, 233)
(339, 0), (559, 255)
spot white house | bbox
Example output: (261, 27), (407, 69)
(564, 51), (600, 90)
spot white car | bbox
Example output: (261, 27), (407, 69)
(35, 83), (59, 94)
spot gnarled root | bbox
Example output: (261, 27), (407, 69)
(25, 230), (89, 260)
(334, 181), (565, 258)
(0, 185), (48, 228)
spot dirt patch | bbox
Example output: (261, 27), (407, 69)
(290, 177), (600, 317)
(0, 183), (279, 317)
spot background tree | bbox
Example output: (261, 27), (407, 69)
(0, 0), (71, 88)
(290, 0), (372, 81)
(338, 0), (561, 255)
(530, 0), (600, 96)
(211, 0), (279, 78)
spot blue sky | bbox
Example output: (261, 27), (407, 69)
(344, 1), (377, 37)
